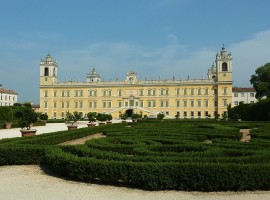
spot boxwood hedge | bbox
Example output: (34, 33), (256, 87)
(1, 120), (270, 191)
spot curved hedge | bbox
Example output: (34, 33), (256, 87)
(1, 120), (270, 191)
(42, 121), (270, 191)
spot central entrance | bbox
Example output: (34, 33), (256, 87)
(125, 109), (133, 118)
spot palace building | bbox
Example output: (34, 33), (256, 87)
(39, 46), (232, 119)
(0, 87), (18, 106)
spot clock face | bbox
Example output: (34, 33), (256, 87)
(129, 76), (134, 82)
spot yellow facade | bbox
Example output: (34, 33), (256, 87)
(39, 47), (233, 119)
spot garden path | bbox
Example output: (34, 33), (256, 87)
(58, 133), (106, 145)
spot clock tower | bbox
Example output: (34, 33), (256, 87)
(125, 72), (137, 84)
(40, 54), (58, 85)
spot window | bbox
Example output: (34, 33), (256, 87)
(61, 101), (64, 108)
(108, 90), (112, 96)
(44, 91), (48, 97)
(139, 89), (143, 96)
(250, 101), (254, 103)
(160, 89), (164, 96)
(153, 90), (156, 96)
(89, 101), (93, 108)
(118, 101), (122, 108)
(234, 101), (238, 106)
(184, 111), (187, 117)
(165, 100), (169, 107)
(140, 101), (144, 108)
(184, 88), (187, 95)
(93, 102), (97, 108)
(222, 62), (228, 71)
(205, 111), (209, 117)
(214, 89), (217, 95)
(44, 101), (48, 108)
(102, 90), (106, 97)
(176, 100), (180, 107)
(44, 67), (49, 76)
(118, 90), (122, 96)
(198, 111), (201, 117)
(53, 91), (57, 97)
(223, 99), (227, 107)
(75, 101), (78, 108)
(160, 101), (164, 107)
(108, 101), (112, 108)
(198, 88), (201, 95)
(205, 88), (209, 95)
(80, 101), (83, 108)
(66, 90), (70, 97)
(148, 101), (151, 107)
(241, 93), (244, 97)
(191, 88), (194, 95)
(214, 100), (218, 107)
(66, 102), (70, 108)
(205, 100), (209, 107)
(166, 89), (169, 95)
(103, 101), (106, 108)
(234, 93), (238, 97)
(61, 112), (65, 119)
(80, 90), (83, 97)
(153, 101), (156, 107)
(191, 111), (194, 117)
(190, 100), (194, 107)
(53, 112), (57, 119)
(176, 88), (180, 95)
(250, 93), (255, 97)
(198, 100), (201, 107)
(148, 90), (151, 96)
(61, 91), (65, 97)
(223, 88), (227, 95)
(184, 100), (187, 107)
(125, 101), (128, 107)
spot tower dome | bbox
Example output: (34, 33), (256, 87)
(87, 67), (101, 82)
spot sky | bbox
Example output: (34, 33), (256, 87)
(1, 0), (270, 104)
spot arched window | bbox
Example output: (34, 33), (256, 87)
(44, 67), (49, 76)
(222, 62), (228, 71)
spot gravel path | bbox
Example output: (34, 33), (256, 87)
(59, 133), (106, 145)
(0, 165), (269, 200)
(1, 124), (269, 199)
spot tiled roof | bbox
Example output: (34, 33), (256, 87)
(232, 87), (256, 92)
(0, 88), (18, 95)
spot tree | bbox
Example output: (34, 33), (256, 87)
(250, 63), (270, 99)
(87, 112), (97, 123)
(66, 111), (82, 126)
(157, 113), (165, 120)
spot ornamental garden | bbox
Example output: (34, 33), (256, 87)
(0, 118), (270, 191)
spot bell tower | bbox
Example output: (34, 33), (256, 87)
(40, 54), (58, 85)
(215, 45), (232, 82)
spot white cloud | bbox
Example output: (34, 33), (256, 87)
(2, 29), (270, 103)
(167, 33), (178, 42)
(56, 30), (270, 87)
(230, 30), (270, 87)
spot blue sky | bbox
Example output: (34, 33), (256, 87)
(1, 0), (270, 103)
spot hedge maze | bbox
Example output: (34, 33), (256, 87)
(1, 120), (270, 191)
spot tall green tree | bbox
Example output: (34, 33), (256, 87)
(250, 63), (270, 99)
